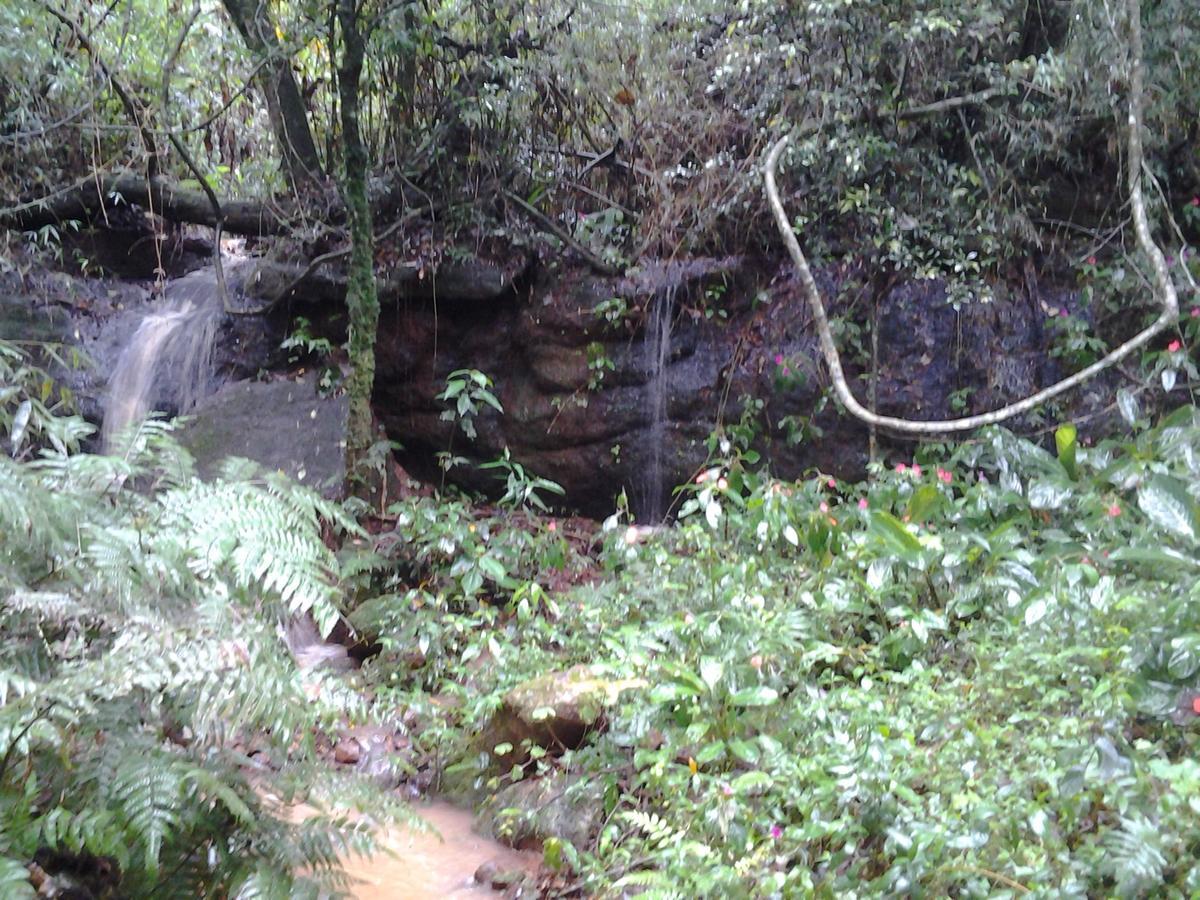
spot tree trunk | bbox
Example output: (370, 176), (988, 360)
(221, 0), (323, 190)
(335, 0), (380, 463)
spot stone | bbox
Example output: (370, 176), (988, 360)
(472, 859), (525, 891)
(489, 868), (525, 890)
(482, 665), (645, 766)
(333, 738), (362, 765)
(473, 860), (500, 885)
(178, 373), (348, 498)
(475, 772), (605, 852)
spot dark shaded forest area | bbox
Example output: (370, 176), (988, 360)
(3, 0), (1200, 896)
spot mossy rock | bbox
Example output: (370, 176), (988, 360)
(480, 665), (645, 766)
(475, 772), (605, 852)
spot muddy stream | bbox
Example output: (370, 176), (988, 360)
(318, 800), (539, 898)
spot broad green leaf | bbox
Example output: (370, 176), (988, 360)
(1109, 546), (1200, 570)
(1024, 597), (1047, 626)
(10, 399), (31, 452)
(1137, 475), (1199, 542)
(731, 771), (773, 794)
(1027, 479), (1072, 510)
(700, 658), (724, 690)
(729, 686), (779, 707)
(869, 511), (922, 560)
(1055, 424), (1078, 480)
(1117, 388), (1140, 426)
(906, 484), (942, 523)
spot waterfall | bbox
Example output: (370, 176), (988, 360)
(641, 285), (675, 522)
(101, 270), (222, 452)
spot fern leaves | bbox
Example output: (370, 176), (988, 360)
(0, 359), (381, 896)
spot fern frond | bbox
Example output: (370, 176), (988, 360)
(0, 857), (36, 899)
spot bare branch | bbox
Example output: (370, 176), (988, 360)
(763, 0), (1176, 435)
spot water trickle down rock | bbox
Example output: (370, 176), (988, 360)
(100, 269), (223, 451)
(640, 283), (676, 522)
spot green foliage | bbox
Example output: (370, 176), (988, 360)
(357, 403), (1200, 897)
(480, 448), (566, 513)
(438, 368), (503, 442)
(0, 339), (401, 896)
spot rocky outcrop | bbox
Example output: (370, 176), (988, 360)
(3, 248), (1126, 517)
(475, 772), (605, 852)
(372, 255), (1117, 517)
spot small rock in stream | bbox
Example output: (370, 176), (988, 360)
(473, 860), (500, 886)
(474, 860), (525, 893)
(333, 738), (362, 765)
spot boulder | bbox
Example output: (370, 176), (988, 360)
(475, 772), (605, 851)
(481, 665), (645, 767)
(178, 374), (348, 497)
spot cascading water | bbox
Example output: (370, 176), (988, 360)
(640, 284), (676, 522)
(101, 269), (223, 451)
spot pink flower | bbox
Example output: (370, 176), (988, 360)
(722, 783), (734, 797)
(1191, 308), (1200, 318)
(1192, 197), (1200, 207)
(858, 498), (869, 510)
(547, 520), (557, 533)
(910, 464), (923, 478)
(769, 824), (783, 839)
(750, 654), (763, 670)
(827, 477), (837, 489)
(1087, 255), (1097, 266)
(783, 367), (791, 376)
(1059, 308), (1070, 318)
(1107, 502), (1121, 518)
(895, 463), (907, 474)
(1168, 339), (1182, 353)
(819, 501), (829, 513)
(937, 467), (952, 484)
(774, 354), (784, 365)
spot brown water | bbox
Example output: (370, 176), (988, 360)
(334, 801), (540, 899)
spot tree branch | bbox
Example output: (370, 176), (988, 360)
(763, 0), (1176, 435)
(503, 189), (622, 276)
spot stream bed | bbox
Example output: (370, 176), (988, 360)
(332, 800), (540, 898)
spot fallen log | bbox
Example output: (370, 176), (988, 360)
(1, 173), (291, 235)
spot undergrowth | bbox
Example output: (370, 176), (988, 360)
(0, 340), (409, 898)
(9, 322), (1200, 897)
(359, 408), (1200, 898)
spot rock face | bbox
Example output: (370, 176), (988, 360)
(179, 374), (348, 497)
(373, 255), (1113, 518)
(0, 260), (282, 430)
(3, 249), (1124, 517)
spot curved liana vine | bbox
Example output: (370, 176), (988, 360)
(764, 0), (1178, 434)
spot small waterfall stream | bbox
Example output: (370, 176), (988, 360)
(101, 269), (223, 451)
(640, 284), (676, 522)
